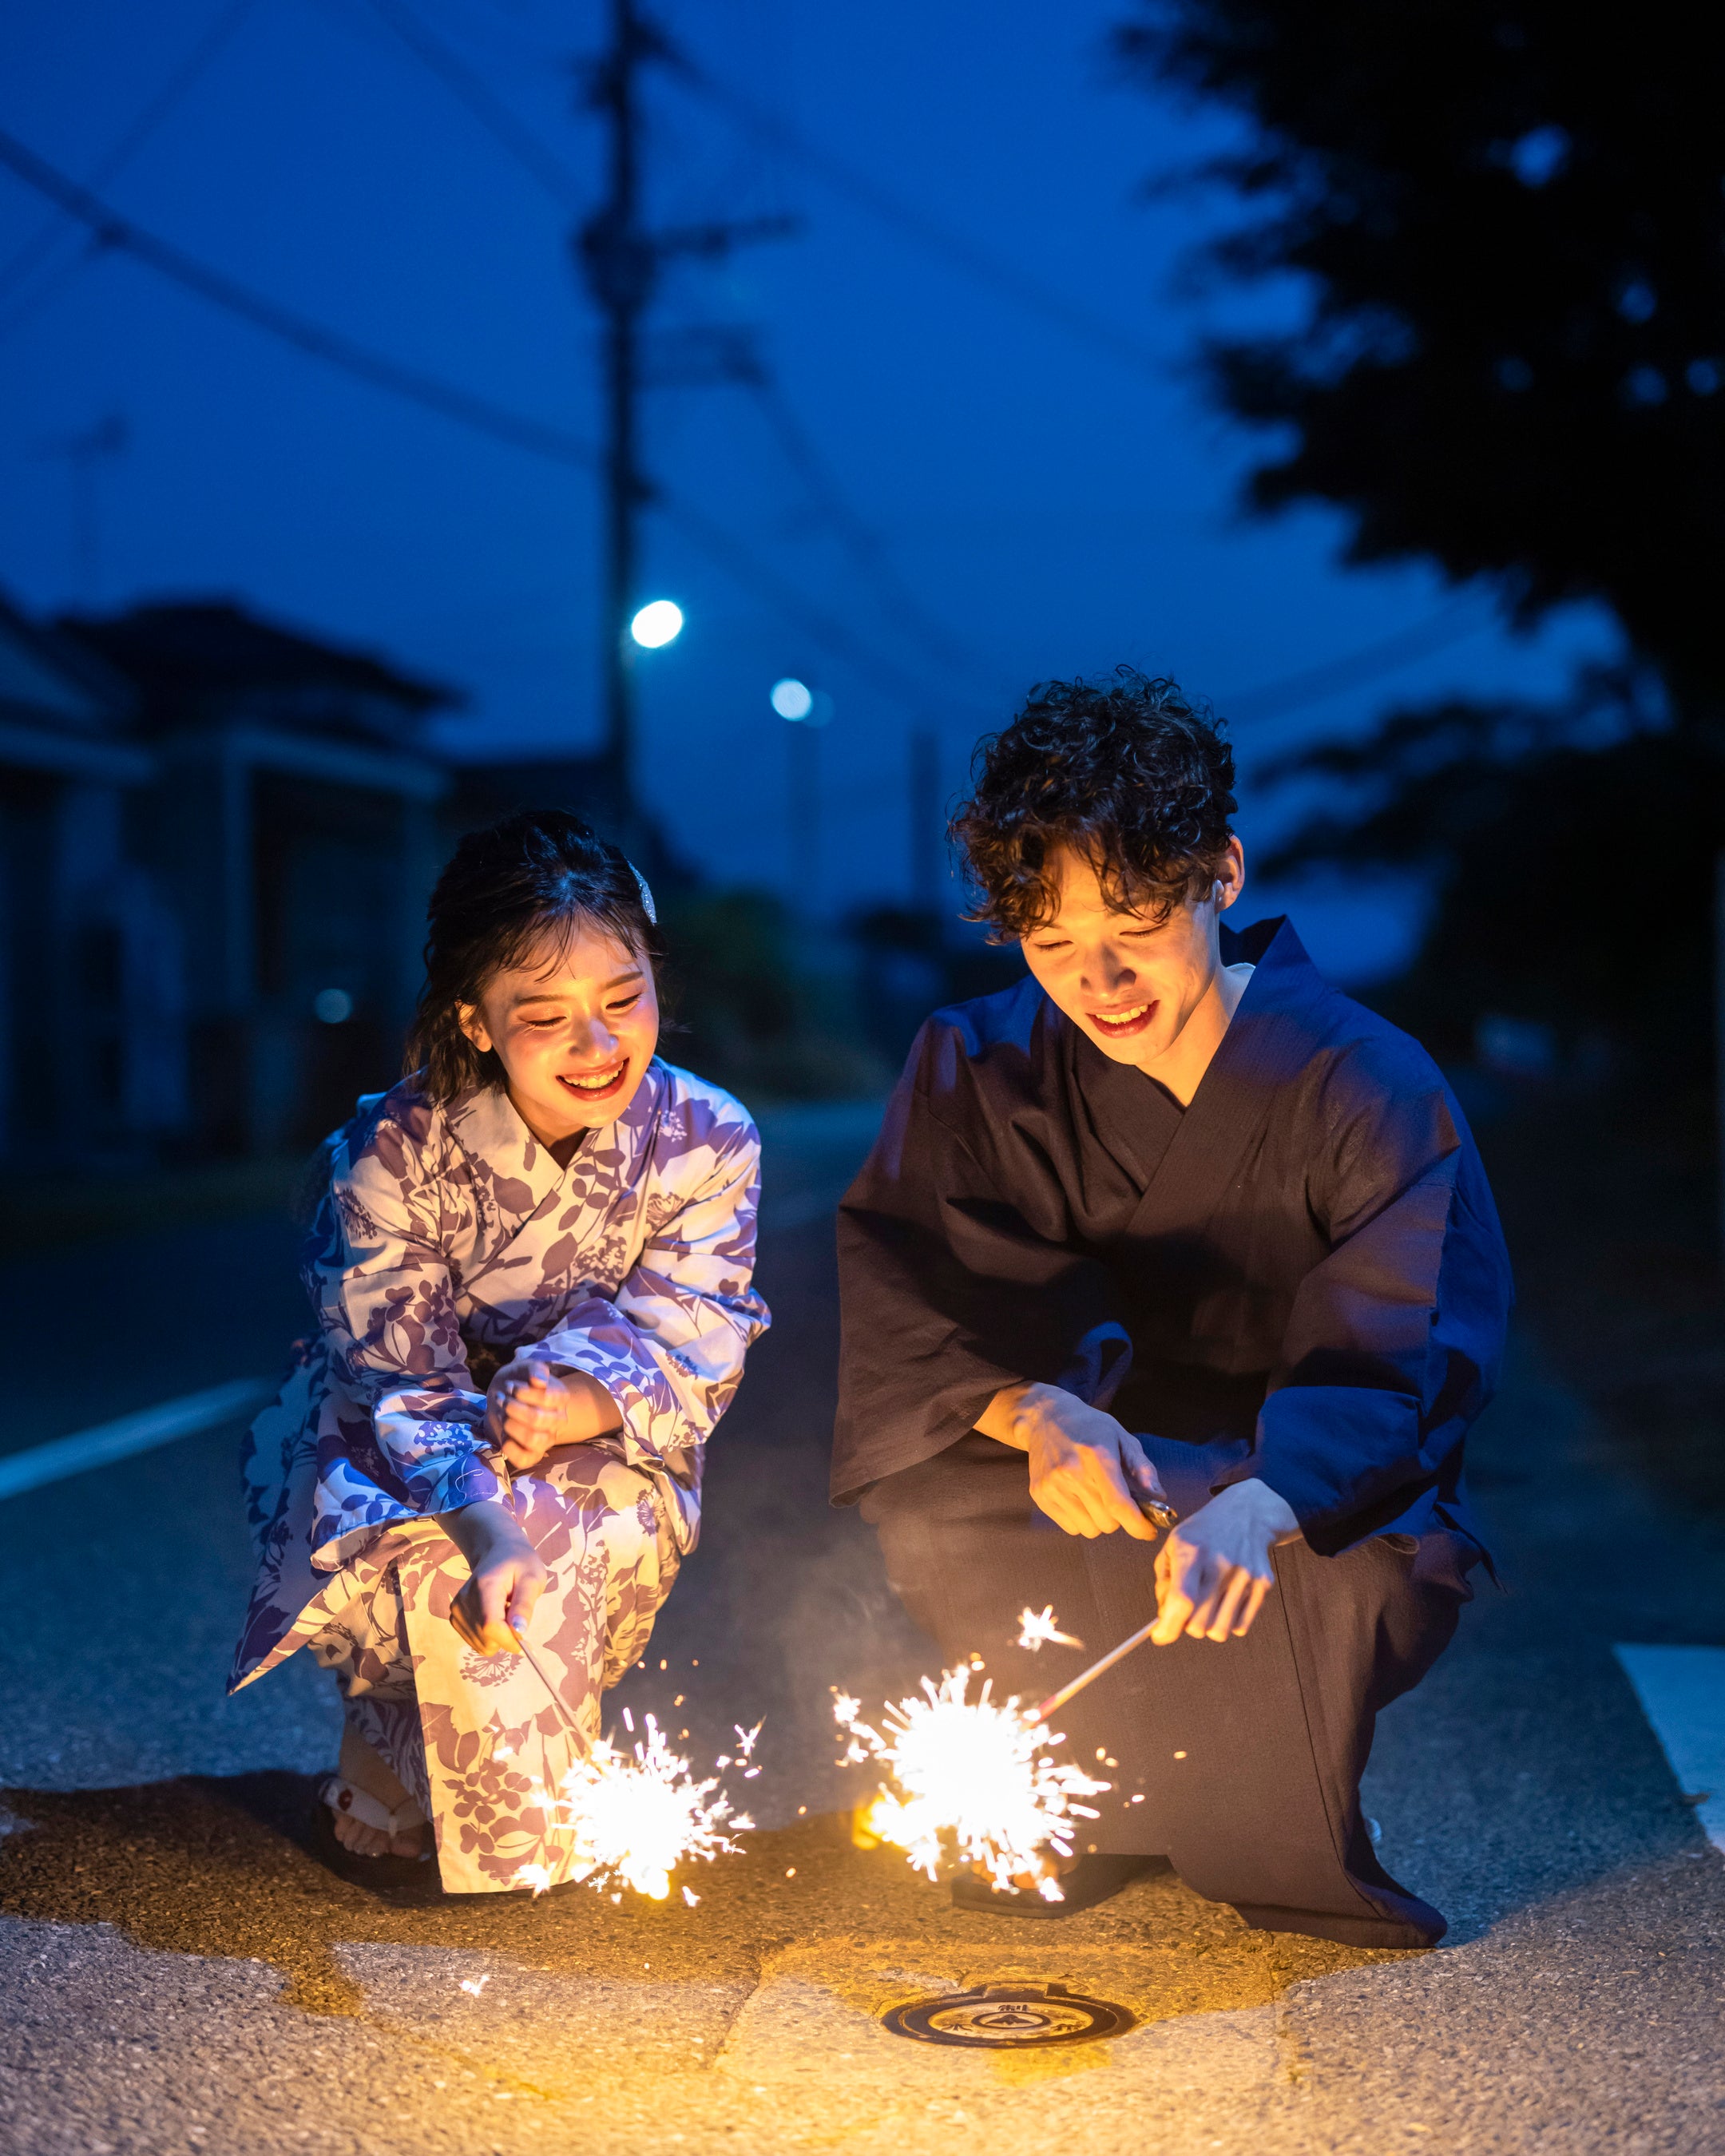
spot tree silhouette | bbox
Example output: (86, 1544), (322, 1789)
(1119, 0), (1725, 722)
(1119, 2), (1725, 1072)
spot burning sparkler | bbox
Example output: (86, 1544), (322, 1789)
(834, 1667), (1108, 1895)
(505, 1629), (758, 1901)
(515, 1713), (755, 1902)
(1016, 1604), (1085, 1652)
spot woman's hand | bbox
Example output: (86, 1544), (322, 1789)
(437, 1499), (549, 1655)
(978, 1382), (1171, 1541)
(485, 1357), (622, 1470)
(1150, 1478), (1302, 1644)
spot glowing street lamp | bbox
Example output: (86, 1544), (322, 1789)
(771, 676), (814, 719)
(630, 599), (684, 649)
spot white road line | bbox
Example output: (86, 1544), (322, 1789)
(0, 1376), (275, 1502)
(1615, 1643), (1725, 1854)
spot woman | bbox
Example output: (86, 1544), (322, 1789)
(229, 810), (769, 1892)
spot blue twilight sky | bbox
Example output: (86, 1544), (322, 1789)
(2, 0), (1616, 977)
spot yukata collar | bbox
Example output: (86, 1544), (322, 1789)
(1199, 914), (1332, 1100)
(444, 1064), (664, 1209)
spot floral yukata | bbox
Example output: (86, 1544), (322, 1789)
(229, 1060), (768, 1893)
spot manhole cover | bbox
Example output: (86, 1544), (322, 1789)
(881, 1983), (1135, 2048)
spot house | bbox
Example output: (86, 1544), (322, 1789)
(0, 595), (184, 1169)
(4, 591), (687, 1169)
(58, 598), (456, 1155)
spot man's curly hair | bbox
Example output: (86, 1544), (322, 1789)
(950, 669), (1237, 938)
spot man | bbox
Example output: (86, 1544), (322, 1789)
(834, 670), (1509, 1948)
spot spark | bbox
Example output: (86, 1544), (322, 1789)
(1017, 1605), (1085, 1652)
(513, 1714), (752, 1903)
(458, 1975), (490, 1996)
(831, 1669), (1108, 1893)
(682, 1886), (700, 1907)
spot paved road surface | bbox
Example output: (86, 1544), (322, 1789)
(2, 1102), (1723, 2154)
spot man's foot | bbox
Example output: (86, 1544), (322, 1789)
(324, 1725), (429, 1859)
(951, 1853), (1170, 1917)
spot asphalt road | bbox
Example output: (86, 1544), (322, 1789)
(2, 1103), (1723, 2155)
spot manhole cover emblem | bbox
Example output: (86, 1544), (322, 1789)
(882, 1984), (1135, 2048)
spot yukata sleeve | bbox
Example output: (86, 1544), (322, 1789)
(1242, 1047), (1513, 1547)
(524, 1125), (770, 1474)
(317, 1115), (502, 1520)
(833, 1028), (1121, 1499)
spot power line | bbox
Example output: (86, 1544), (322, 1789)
(0, 125), (604, 466)
(1221, 600), (1492, 725)
(747, 376), (983, 682)
(359, 0), (584, 208)
(0, 0), (256, 311)
(343, 0), (1008, 710)
(0, 126), (953, 715)
(664, 53), (1166, 382)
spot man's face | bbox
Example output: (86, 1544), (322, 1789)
(1018, 839), (1245, 1070)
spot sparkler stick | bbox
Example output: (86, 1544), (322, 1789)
(510, 1627), (587, 1742)
(1025, 1614), (1160, 1725)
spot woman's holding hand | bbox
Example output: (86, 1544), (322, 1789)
(485, 1357), (624, 1469)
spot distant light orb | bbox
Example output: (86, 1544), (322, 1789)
(630, 600), (684, 649)
(771, 676), (815, 720)
(313, 988), (354, 1025)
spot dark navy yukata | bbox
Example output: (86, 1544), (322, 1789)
(834, 917), (1512, 1948)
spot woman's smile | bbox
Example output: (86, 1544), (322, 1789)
(557, 1058), (630, 1100)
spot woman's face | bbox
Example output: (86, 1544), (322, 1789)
(458, 917), (660, 1145)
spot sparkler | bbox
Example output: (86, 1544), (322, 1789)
(534, 1713), (754, 1901)
(1016, 1604), (1085, 1652)
(1025, 1614), (1168, 1724)
(506, 1626), (755, 1901)
(834, 1667), (1108, 1894)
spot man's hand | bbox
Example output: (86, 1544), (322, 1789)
(485, 1357), (621, 1470)
(978, 1383), (1170, 1540)
(438, 1499), (549, 1656)
(1151, 1478), (1301, 1645)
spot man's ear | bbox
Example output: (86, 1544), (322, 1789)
(1215, 836), (1246, 914)
(457, 1001), (492, 1054)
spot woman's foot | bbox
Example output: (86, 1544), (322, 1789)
(325, 1726), (429, 1859)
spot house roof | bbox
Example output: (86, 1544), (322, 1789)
(58, 598), (464, 743)
(0, 589), (136, 733)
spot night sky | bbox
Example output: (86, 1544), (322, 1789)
(3, 0), (1616, 976)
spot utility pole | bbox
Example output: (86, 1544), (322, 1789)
(39, 411), (128, 606)
(577, 5), (797, 826)
(578, 0), (653, 822)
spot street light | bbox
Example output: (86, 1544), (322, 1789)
(771, 676), (814, 720)
(629, 599), (684, 649)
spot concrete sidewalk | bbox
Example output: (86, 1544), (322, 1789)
(2, 1125), (1723, 2153)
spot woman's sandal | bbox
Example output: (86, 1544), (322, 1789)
(318, 1773), (432, 1859)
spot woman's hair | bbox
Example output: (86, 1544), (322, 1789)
(949, 668), (1237, 939)
(405, 809), (664, 1101)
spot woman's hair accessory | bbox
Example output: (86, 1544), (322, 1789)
(629, 863), (657, 924)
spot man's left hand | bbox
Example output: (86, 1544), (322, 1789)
(1151, 1478), (1302, 1644)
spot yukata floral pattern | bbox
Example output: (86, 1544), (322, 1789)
(228, 1060), (768, 1894)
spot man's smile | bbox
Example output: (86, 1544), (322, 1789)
(1089, 1001), (1156, 1039)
